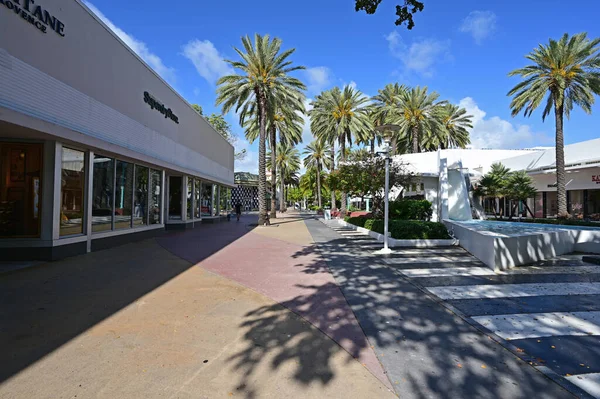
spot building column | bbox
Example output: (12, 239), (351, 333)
(438, 158), (449, 221)
(365, 198), (370, 212)
(543, 192), (547, 218)
(86, 150), (94, 252)
(584, 190), (589, 219)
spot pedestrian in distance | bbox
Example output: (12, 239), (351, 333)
(235, 201), (242, 222)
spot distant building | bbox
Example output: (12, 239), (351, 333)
(232, 172), (259, 211)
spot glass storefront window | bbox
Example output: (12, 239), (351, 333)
(134, 166), (148, 227)
(213, 185), (219, 216)
(220, 187), (231, 216)
(187, 177), (193, 219)
(60, 148), (85, 236)
(92, 155), (114, 232)
(194, 178), (201, 218)
(201, 182), (213, 217)
(569, 190), (584, 220)
(150, 169), (162, 224)
(546, 192), (558, 218)
(168, 176), (182, 220)
(588, 190), (600, 221)
(115, 160), (133, 229)
(534, 192), (543, 218)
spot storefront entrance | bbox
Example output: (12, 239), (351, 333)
(0, 143), (43, 237)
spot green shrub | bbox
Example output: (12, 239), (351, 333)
(345, 217), (450, 239)
(390, 199), (433, 221)
(345, 216), (369, 227)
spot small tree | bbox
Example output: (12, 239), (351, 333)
(474, 163), (511, 218)
(504, 171), (538, 219)
(329, 154), (413, 217)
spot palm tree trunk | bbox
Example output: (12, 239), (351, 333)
(257, 90), (267, 225)
(555, 102), (567, 218)
(330, 141), (336, 211)
(412, 125), (419, 153)
(340, 139), (347, 216)
(370, 138), (375, 154)
(279, 167), (285, 212)
(316, 165), (322, 208)
(269, 124), (277, 219)
(523, 200), (534, 219)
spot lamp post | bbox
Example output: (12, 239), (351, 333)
(374, 124), (399, 255)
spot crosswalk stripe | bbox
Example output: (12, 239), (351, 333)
(565, 373), (600, 398)
(426, 282), (600, 300)
(471, 311), (600, 340)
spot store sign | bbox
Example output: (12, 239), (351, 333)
(547, 183), (557, 188)
(0, 0), (65, 36)
(593, 175), (600, 184)
(144, 92), (179, 124)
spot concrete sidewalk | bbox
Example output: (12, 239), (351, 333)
(0, 214), (394, 398)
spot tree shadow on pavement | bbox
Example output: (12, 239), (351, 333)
(285, 219), (574, 399)
(227, 281), (375, 398)
(0, 219), (252, 384)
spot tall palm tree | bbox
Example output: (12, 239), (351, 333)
(303, 140), (333, 208)
(216, 34), (305, 225)
(371, 83), (408, 154)
(268, 143), (300, 212)
(508, 33), (600, 218)
(244, 92), (305, 217)
(424, 103), (472, 150)
(309, 85), (372, 215)
(389, 86), (445, 154)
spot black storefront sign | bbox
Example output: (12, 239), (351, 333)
(0, 0), (65, 36)
(144, 92), (179, 124)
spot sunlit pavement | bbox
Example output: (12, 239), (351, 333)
(314, 219), (577, 398)
(0, 213), (394, 398)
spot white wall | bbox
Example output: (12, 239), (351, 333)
(0, 0), (233, 185)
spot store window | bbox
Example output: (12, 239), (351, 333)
(534, 192), (544, 218)
(220, 187), (231, 216)
(213, 185), (219, 216)
(187, 177), (193, 219)
(194, 178), (201, 218)
(115, 160), (133, 229)
(150, 169), (162, 224)
(588, 190), (600, 221)
(92, 155), (114, 232)
(134, 166), (149, 227)
(546, 192), (558, 218)
(201, 182), (213, 216)
(60, 148), (85, 236)
(568, 190), (585, 220)
(168, 176), (182, 220)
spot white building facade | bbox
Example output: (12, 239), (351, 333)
(0, 0), (234, 260)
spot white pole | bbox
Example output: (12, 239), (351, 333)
(383, 155), (390, 252)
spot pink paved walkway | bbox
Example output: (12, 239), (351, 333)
(158, 214), (391, 389)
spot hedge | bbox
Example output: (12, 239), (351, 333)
(344, 217), (450, 239)
(389, 199), (433, 221)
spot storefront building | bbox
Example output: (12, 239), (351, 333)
(0, 0), (234, 260)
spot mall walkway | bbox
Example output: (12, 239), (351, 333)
(0, 214), (393, 399)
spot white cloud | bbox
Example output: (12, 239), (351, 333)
(182, 39), (234, 84)
(386, 31), (450, 77)
(300, 98), (315, 144)
(234, 138), (258, 174)
(84, 2), (176, 85)
(304, 67), (332, 94)
(459, 11), (497, 45)
(459, 97), (552, 149)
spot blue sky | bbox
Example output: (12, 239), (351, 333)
(86, 0), (600, 173)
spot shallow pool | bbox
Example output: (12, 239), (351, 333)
(452, 220), (600, 237)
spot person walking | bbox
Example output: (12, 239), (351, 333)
(235, 201), (242, 222)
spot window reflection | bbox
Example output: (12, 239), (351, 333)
(92, 155), (114, 232)
(134, 166), (148, 227)
(60, 148), (85, 236)
(115, 160), (133, 229)
(220, 186), (231, 216)
(201, 182), (212, 217)
(169, 176), (182, 220)
(194, 178), (201, 218)
(187, 177), (193, 219)
(150, 169), (162, 224)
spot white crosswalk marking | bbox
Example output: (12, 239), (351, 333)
(401, 265), (600, 277)
(427, 282), (600, 300)
(565, 373), (600, 398)
(472, 311), (600, 340)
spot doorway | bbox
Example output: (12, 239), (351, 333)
(0, 143), (43, 237)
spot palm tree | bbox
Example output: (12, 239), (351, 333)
(303, 140), (333, 208)
(425, 103), (472, 150)
(268, 143), (300, 212)
(216, 34), (305, 225)
(309, 85), (372, 215)
(508, 33), (600, 218)
(244, 92), (305, 217)
(476, 163), (511, 218)
(389, 86), (445, 154)
(504, 170), (538, 219)
(371, 83), (407, 154)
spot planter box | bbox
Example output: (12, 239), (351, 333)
(337, 220), (459, 248)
